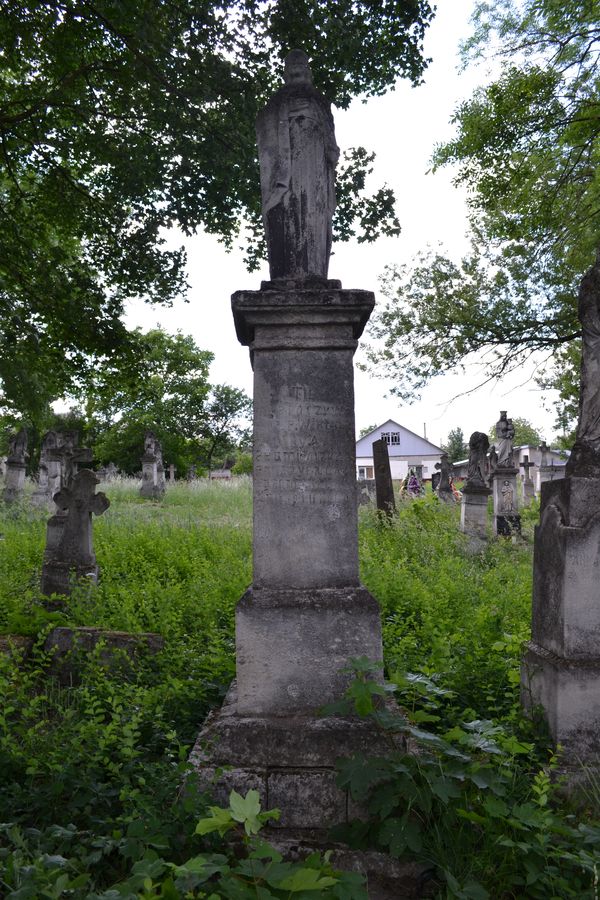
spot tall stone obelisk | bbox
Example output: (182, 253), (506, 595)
(192, 51), (386, 832)
(522, 252), (600, 765)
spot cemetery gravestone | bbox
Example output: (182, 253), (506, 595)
(522, 253), (600, 766)
(192, 51), (391, 841)
(435, 452), (454, 503)
(460, 431), (491, 538)
(32, 430), (60, 506)
(373, 438), (396, 515)
(491, 411), (520, 535)
(139, 431), (165, 499)
(169, 463), (176, 481)
(44, 433), (94, 557)
(41, 469), (110, 599)
(519, 454), (536, 505)
(3, 428), (28, 503)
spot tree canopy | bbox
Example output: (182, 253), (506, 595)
(1, 0), (434, 420)
(364, 0), (599, 426)
(441, 427), (467, 463)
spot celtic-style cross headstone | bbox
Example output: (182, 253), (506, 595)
(41, 469), (110, 598)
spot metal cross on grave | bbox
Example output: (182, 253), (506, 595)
(53, 469), (110, 568)
(520, 454), (536, 482)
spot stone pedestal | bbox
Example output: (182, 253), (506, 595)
(191, 283), (387, 836)
(521, 477), (600, 760)
(3, 461), (26, 502)
(460, 484), (491, 539)
(522, 479), (536, 505)
(492, 468), (521, 535)
(140, 455), (159, 498)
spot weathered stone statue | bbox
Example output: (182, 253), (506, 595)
(567, 252), (600, 476)
(495, 411), (515, 468)
(7, 427), (28, 464)
(256, 49), (339, 283)
(500, 480), (515, 513)
(465, 431), (489, 487)
(461, 431), (492, 540)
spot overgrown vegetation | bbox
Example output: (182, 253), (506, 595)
(1, 480), (599, 897)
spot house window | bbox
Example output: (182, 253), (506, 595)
(358, 466), (374, 480)
(381, 432), (400, 445)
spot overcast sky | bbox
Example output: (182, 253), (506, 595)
(124, 0), (561, 448)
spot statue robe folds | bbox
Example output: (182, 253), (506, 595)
(568, 254), (600, 476)
(256, 71), (339, 282)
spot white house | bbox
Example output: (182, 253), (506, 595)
(356, 419), (443, 481)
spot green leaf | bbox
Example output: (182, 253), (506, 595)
(275, 867), (338, 892)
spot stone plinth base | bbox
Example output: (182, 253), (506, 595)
(495, 514), (521, 536)
(3, 463), (26, 502)
(521, 641), (600, 760)
(41, 560), (98, 600)
(191, 682), (405, 837)
(460, 485), (491, 538)
(31, 490), (52, 508)
(357, 479), (376, 506)
(44, 626), (164, 684)
(236, 587), (382, 716)
(522, 480), (536, 505)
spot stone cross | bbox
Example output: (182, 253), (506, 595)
(41, 469), (109, 599)
(140, 430), (165, 498)
(256, 49), (339, 284)
(520, 454), (536, 481)
(372, 438), (396, 515)
(538, 440), (549, 467)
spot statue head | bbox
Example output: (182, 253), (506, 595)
(283, 50), (313, 86)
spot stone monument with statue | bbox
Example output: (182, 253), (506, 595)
(460, 431), (491, 539)
(522, 252), (600, 768)
(191, 51), (394, 853)
(491, 411), (521, 535)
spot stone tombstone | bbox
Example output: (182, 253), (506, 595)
(32, 430), (61, 506)
(3, 427), (28, 502)
(139, 430), (164, 499)
(44, 432), (94, 556)
(41, 469), (110, 599)
(435, 453), (454, 503)
(356, 478), (376, 506)
(491, 411), (520, 535)
(191, 53), (389, 842)
(372, 438), (396, 516)
(520, 454), (536, 505)
(187, 464), (197, 481)
(522, 253), (600, 766)
(169, 463), (176, 481)
(460, 431), (491, 538)
(256, 49), (339, 284)
(487, 444), (498, 486)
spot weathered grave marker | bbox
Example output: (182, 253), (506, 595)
(435, 452), (454, 503)
(192, 50), (391, 843)
(3, 428), (28, 503)
(460, 431), (491, 538)
(522, 253), (600, 767)
(491, 411), (520, 535)
(139, 431), (165, 499)
(41, 469), (109, 599)
(373, 438), (396, 515)
(519, 454), (536, 505)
